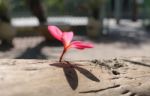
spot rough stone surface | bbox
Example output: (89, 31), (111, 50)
(0, 57), (150, 96)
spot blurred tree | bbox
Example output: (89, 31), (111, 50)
(26, 0), (47, 24)
(143, 0), (150, 30)
(114, 0), (123, 24)
(0, 0), (16, 48)
(84, 0), (105, 38)
(131, 0), (138, 21)
(81, 0), (104, 19)
(0, 0), (10, 22)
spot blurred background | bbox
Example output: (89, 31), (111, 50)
(0, 0), (150, 60)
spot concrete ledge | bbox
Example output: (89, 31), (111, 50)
(0, 57), (150, 96)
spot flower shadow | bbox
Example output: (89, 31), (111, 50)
(50, 62), (100, 90)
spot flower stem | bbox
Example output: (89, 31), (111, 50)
(59, 48), (66, 62)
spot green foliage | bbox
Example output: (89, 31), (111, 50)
(144, 0), (150, 6)
(44, 0), (64, 13)
(0, 0), (9, 11)
(88, 0), (103, 8)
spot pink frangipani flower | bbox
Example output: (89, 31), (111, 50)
(48, 26), (94, 62)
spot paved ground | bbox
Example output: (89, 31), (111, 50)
(1, 19), (150, 61)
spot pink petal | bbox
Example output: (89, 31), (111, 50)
(70, 41), (94, 49)
(62, 32), (74, 47)
(48, 26), (63, 41)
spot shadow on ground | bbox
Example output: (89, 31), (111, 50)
(15, 39), (62, 59)
(50, 62), (100, 90)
